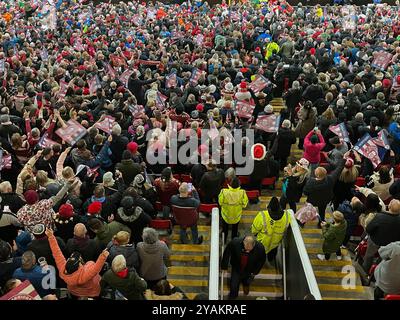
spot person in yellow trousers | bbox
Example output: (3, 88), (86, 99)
(219, 177), (249, 243)
(251, 197), (291, 262)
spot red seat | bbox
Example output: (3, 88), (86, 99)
(155, 201), (163, 212)
(385, 295), (400, 300)
(261, 177), (276, 187)
(246, 190), (260, 201)
(171, 205), (199, 228)
(355, 177), (366, 187)
(173, 174), (181, 181)
(150, 219), (172, 233)
(238, 176), (250, 185)
(384, 197), (393, 206)
(199, 203), (218, 214)
(395, 165), (400, 178)
(180, 174), (192, 183)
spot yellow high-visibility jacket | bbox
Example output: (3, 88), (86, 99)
(251, 210), (290, 253)
(265, 42), (280, 60)
(218, 186), (249, 225)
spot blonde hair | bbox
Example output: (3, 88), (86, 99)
(322, 107), (336, 120)
(62, 167), (75, 181)
(113, 231), (130, 246)
(36, 170), (50, 186)
(333, 211), (345, 224)
(0, 181), (12, 193)
(339, 166), (358, 183)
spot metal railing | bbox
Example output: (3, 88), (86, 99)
(208, 207), (220, 300)
(283, 210), (322, 300)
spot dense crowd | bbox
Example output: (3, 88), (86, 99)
(1, 0), (400, 300)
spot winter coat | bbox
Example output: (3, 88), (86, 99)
(116, 159), (142, 186)
(137, 240), (170, 281)
(101, 268), (147, 300)
(66, 236), (101, 263)
(303, 159), (345, 207)
(322, 221), (347, 254)
(303, 130), (326, 164)
(221, 236), (266, 276)
(295, 106), (317, 139)
(283, 174), (308, 203)
(199, 169), (225, 200)
(154, 178), (180, 206)
(48, 234), (108, 298)
(94, 222), (132, 249)
(273, 128), (296, 159)
(366, 212), (400, 247)
(107, 242), (140, 271)
(374, 241), (400, 294)
(115, 207), (151, 245)
(370, 172), (394, 201)
(337, 201), (360, 237)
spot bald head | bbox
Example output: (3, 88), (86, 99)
(74, 223), (87, 238)
(315, 167), (327, 180)
(243, 235), (255, 252)
(389, 199), (400, 215)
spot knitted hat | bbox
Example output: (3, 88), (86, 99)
(196, 103), (204, 112)
(240, 81), (247, 89)
(127, 141), (138, 153)
(382, 79), (392, 88)
(296, 158), (310, 170)
(310, 134), (319, 144)
(59, 203), (74, 219)
(87, 201), (102, 215)
(24, 190), (39, 205)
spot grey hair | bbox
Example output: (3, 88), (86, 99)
(292, 81), (300, 90)
(111, 254), (127, 273)
(142, 227), (159, 244)
(282, 119), (291, 128)
(243, 234), (256, 247)
(355, 112), (364, 120)
(22, 251), (36, 270)
(112, 124), (122, 136)
(225, 167), (236, 179)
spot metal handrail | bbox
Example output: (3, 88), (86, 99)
(219, 232), (225, 300)
(208, 207), (220, 300)
(287, 210), (322, 300)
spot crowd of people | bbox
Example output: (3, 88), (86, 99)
(1, 0), (400, 300)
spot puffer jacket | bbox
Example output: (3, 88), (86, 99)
(114, 206), (151, 245)
(48, 234), (107, 298)
(107, 242), (140, 271)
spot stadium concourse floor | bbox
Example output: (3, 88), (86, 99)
(165, 98), (373, 300)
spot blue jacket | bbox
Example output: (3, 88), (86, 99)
(388, 122), (400, 155)
(13, 265), (52, 297)
(337, 200), (359, 236)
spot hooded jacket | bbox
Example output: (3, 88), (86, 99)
(107, 242), (140, 271)
(322, 220), (347, 254)
(48, 234), (107, 298)
(115, 206), (151, 245)
(218, 186), (249, 224)
(94, 222), (131, 249)
(101, 268), (147, 300)
(374, 241), (400, 294)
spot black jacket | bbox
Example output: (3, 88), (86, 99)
(221, 237), (266, 276)
(110, 135), (129, 164)
(116, 159), (142, 186)
(284, 175), (307, 203)
(27, 237), (66, 268)
(273, 128), (296, 159)
(0, 193), (26, 214)
(250, 158), (280, 181)
(66, 236), (102, 263)
(115, 207), (151, 245)
(199, 169), (225, 200)
(366, 212), (400, 246)
(303, 159), (345, 207)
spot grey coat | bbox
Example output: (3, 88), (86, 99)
(374, 241), (400, 294)
(136, 241), (170, 281)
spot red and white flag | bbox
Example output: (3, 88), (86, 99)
(236, 101), (255, 119)
(119, 70), (134, 87)
(255, 114), (281, 133)
(58, 80), (68, 99)
(354, 133), (382, 168)
(55, 119), (87, 146)
(95, 116), (115, 134)
(88, 75), (101, 95)
(166, 72), (177, 88)
(105, 63), (117, 79)
(129, 105), (145, 118)
(248, 75), (270, 93)
(156, 92), (168, 110)
(329, 122), (350, 143)
(73, 37), (85, 52)
(38, 132), (58, 149)
(0, 280), (41, 300)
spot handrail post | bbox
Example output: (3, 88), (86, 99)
(209, 207), (220, 300)
(282, 234), (287, 300)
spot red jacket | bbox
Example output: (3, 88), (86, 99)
(303, 131), (326, 164)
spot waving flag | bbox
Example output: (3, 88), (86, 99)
(372, 51), (393, 71)
(95, 116), (115, 134)
(0, 60), (4, 73)
(119, 70), (134, 87)
(73, 37), (84, 51)
(329, 122), (350, 143)
(40, 48), (48, 62)
(354, 134), (381, 168)
(88, 75), (101, 94)
(129, 105), (145, 118)
(38, 132), (58, 149)
(166, 72), (177, 88)
(248, 75), (270, 93)
(255, 114), (281, 133)
(373, 129), (390, 150)
(190, 68), (202, 85)
(57, 80), (68, 98)
(236, 101), (255, 119)
(55, 119), (87, 146)
(0, 149), (12, 171)
(156, 92), (168, 110)
(105, 63), (117, 79)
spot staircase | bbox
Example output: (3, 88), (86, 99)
(167, 218), (211, 300)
